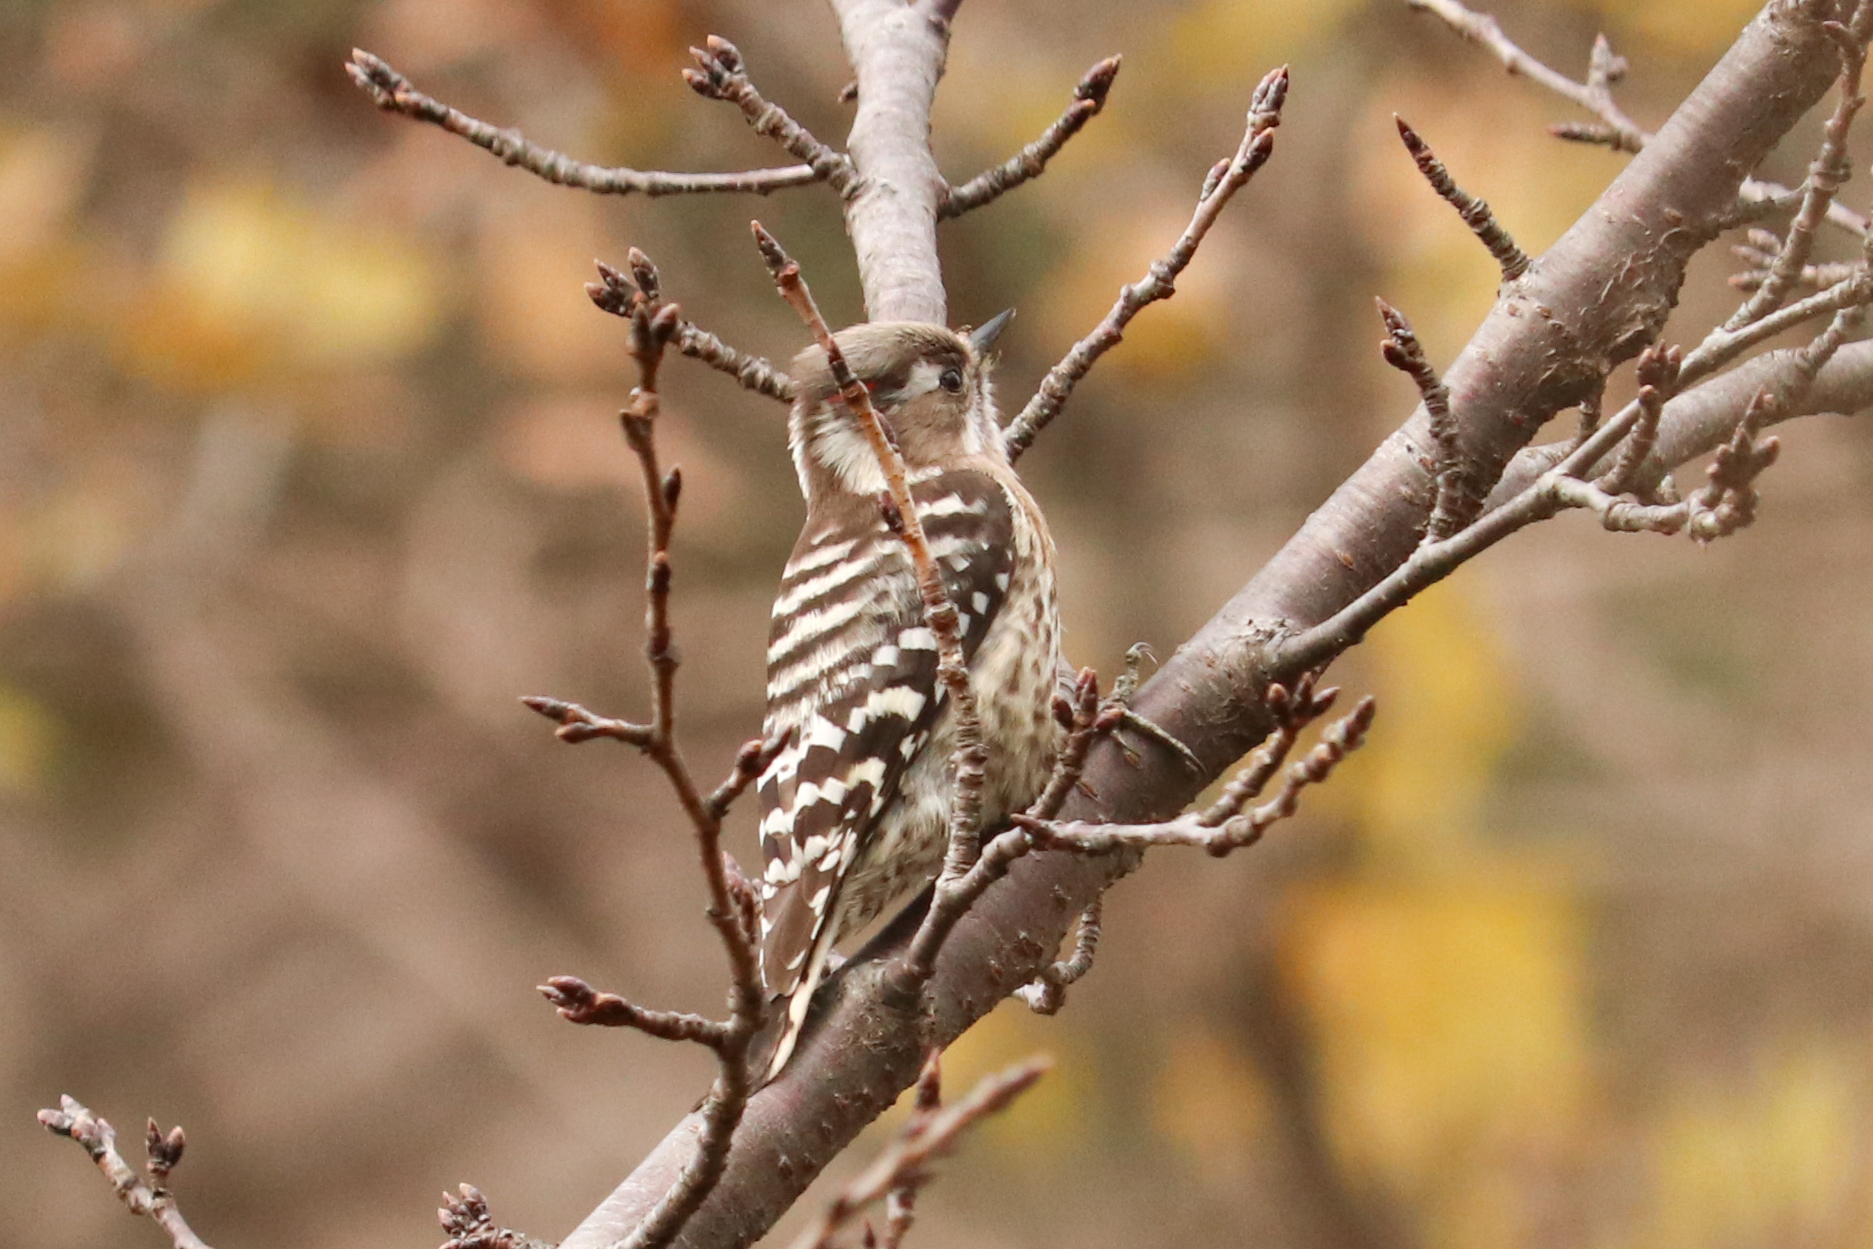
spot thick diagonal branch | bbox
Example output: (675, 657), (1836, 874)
(1408, 0), (1870, 237)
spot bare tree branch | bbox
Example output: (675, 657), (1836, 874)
(345, 50), (821, 198)
(1392, 116), (1530, 280)
(786, 1055), (1048, 1249)
(588, 255), (796, 403)
(1018, 694), (1375, 856)
(683, 38), (858, 195)
(832, 0), (956, 322)
(519, 284), (770, 1249)
(1406, 0), (1871, 237)
(39, 1099), (213, 1249)
(1004, 65), (1289, 461)
(940, 57), (1122, 218)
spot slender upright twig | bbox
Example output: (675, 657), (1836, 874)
(1393, 116), (1530, 279)
(1724, 12), (1870, 329)
(522, 286), (769, 1249)
(752, 224), (997, 1009)
(1376, 299), (1469, 542)
(941, 57), (1122, 217)
(1005, 65), (1288, 461)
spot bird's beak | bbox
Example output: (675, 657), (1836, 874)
(968, 308), (1015, 355)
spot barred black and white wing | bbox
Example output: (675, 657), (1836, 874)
(757, 469), (1015, 1075)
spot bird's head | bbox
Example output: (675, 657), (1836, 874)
(786, 312), (1012, 503)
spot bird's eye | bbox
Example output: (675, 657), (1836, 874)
(938, 367), (965, 394)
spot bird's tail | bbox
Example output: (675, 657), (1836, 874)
(763, 916), (843, 1081)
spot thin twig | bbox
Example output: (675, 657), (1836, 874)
(786, 1056), (1050, 1249)
(1730, 228), (1858, 293)
(346, 50), (820, 198)
(1376, 298), (1469, 542)
(1599, 344), (1679, 496)
(540, 976), (730, 1046)
(1279, 283), (1872, 672)
(1017, 696), (1376, 856)
(1724, 13), (1870, 329)
(588, 255), (796, 402)
(1014, 898), (1103, 1015)
(38, 1099), (213, 1249)
(684, 38), (858, 195)
(1004, 64), (1288, 461)
(877, 1058), (943, 1249)
(1393, 116), (1530, 279)
(940, 57), (1122, 217)
(522, 283), (767, 1249)
(1407, 1), (1871, 238)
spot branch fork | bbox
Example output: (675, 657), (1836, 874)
(345, 49), (821, 198)
(1013, 677), (1376, 858)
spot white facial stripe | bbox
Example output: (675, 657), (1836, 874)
(810, 412), (888, 496)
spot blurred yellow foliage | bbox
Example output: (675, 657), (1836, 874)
(477, 194), (623, 383)
(1357, 579), (1519, 862)
(1283, 874), (1588, 1196)
(1037, 201), (1231, 380)
(132, 177), (441, 389)
(0, 119), (95, 264)
(1645, 1040), (1863, 1249)
(1280, 580), (1589, 1249)
(1592, 0), (1769, 56)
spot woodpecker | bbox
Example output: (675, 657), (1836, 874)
(756, 313), (1060, 1078)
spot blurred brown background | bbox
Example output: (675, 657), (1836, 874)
(7, 1), (1873, 1247)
